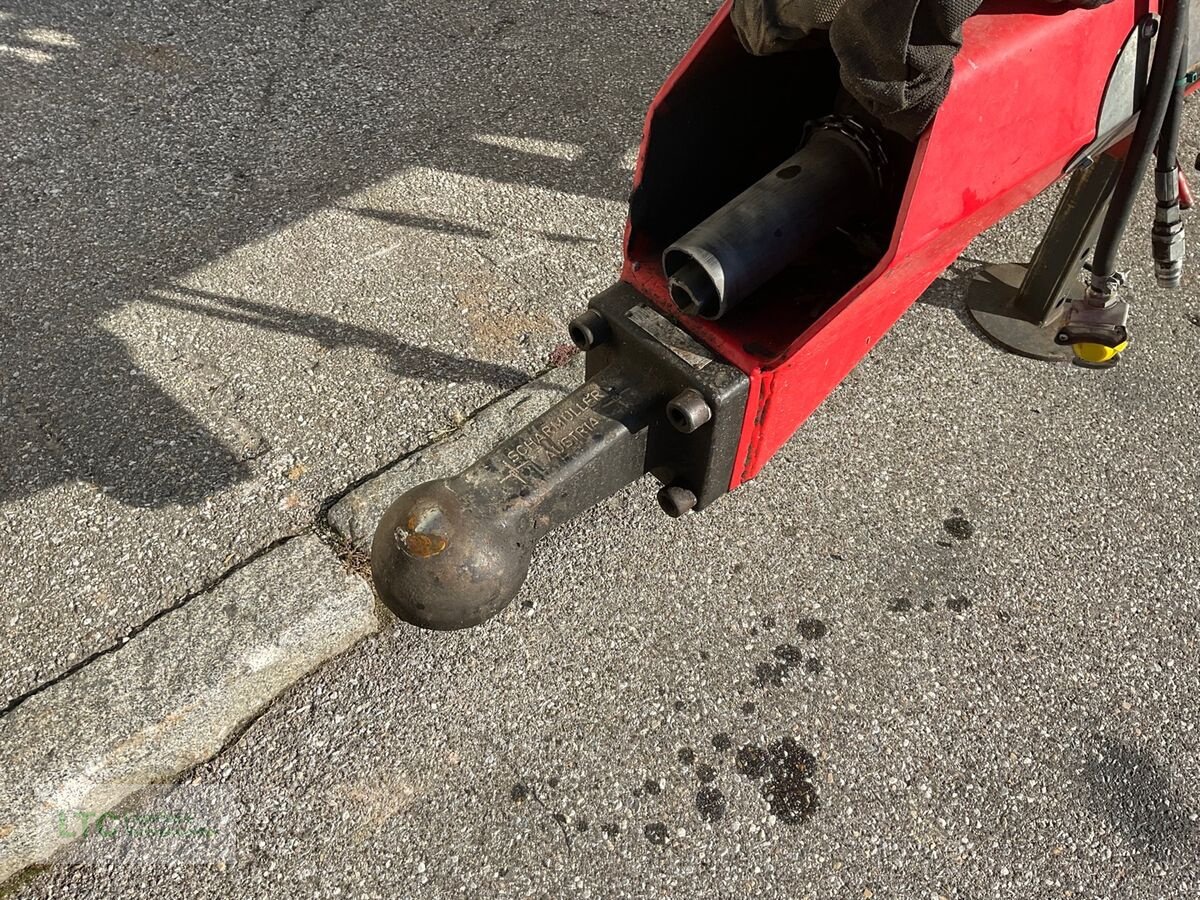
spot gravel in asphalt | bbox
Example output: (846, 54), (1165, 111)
(4, 0), (1200, 897)
(0, 0), (701, 701)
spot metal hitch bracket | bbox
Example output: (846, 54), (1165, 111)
(371, 283), (748, 630)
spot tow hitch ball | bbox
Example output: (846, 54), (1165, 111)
(370, 285), (749, 630)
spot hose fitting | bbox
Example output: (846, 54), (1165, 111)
(1153, 166), (1186, 289)
(1057, 278), (1130, 367)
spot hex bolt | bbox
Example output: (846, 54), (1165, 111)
(657, 484), (698, 518)
(666, 389), (712, 433)
(568, 310), (610, 351)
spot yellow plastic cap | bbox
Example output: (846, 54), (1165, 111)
(1073, 341), (1129, 365)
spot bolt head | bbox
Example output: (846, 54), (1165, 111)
(568, 310), (609, 351)
(666, 389), (713, 434)
(657, 485), (698, 518)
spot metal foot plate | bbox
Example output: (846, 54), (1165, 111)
(965, 263), (1076, 362)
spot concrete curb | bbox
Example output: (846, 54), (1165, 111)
(0, 535), (377, 884)
(0, 358), (584, 886)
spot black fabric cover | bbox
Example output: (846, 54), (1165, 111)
(731, 0), (1116, 139)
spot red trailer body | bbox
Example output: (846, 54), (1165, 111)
(623, 0), (1158, 486)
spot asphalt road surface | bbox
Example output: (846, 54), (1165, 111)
(4, 0), (1200, 897)
(0, 0), (673, 701)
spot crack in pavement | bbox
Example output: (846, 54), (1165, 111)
(0, 531), (302, 722)
(1, 362), (562, 721)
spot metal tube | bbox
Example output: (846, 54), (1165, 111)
(1019, 153), (1125, 325)
(663, 122), (881, 320)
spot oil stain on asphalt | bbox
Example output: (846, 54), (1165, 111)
(510, 628), (827, 849)
(753, 640), (824, 688)
(695, 785), (727, 823)
(888, 596), (971, 614)
(731, 738), (820, 825)
(643, 822), (670, 845)
(796, 617), (828, 640)
(943, 514), (975, 540)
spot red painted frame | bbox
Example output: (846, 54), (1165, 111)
(622, 0), (1155, 488)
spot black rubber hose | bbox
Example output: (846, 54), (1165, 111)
(1156, 32), (1188, 175)
(1090, 0), (1190, 286)
(1151, 27), (1189, 288)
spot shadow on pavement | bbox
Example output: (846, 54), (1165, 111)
(143, 285), (531, 389)
(0, 0), (685, 508)
(1082, 734), (1196, 858)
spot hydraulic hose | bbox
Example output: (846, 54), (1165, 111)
(1152, 29), (1189, 287)
(1157, 33), (1188, 171)
(1090, 0), (1190, 293)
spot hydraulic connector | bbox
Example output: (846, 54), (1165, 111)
(1152, 166), (1186, 288)
(1056, 274), (1130, 366)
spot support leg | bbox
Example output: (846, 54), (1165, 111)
(965, 153), (1124, 361)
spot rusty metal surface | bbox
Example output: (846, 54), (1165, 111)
(371, 284), (748, 630)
